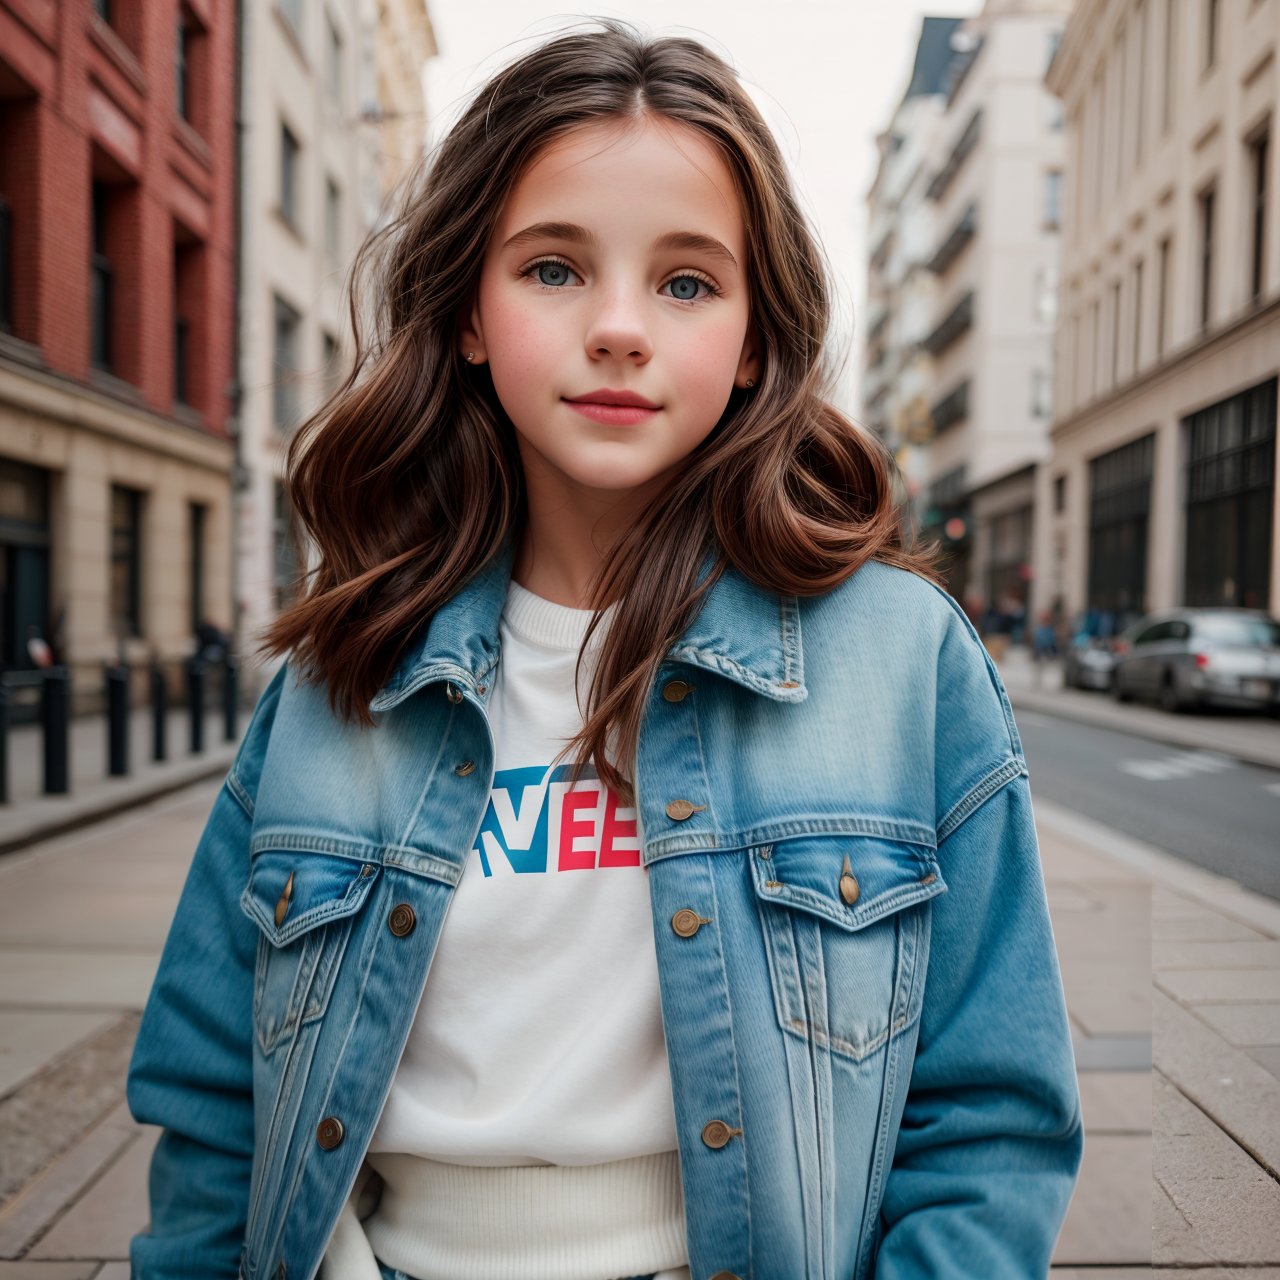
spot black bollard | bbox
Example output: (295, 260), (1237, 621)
(187, 658), (205, 754)
(42, 666), (70, 795)
(0, 682), (9, 805)
(106, 662), (130, 777)
(222, 655), (239, 742)
(151, 662), (168, 762)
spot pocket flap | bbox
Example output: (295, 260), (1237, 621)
(240, 847), (379, 947)
(748, 832), (946, 929)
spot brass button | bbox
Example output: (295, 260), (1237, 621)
(445, 682), (463, 704)
(701, 1119), (742, 1149)
(671, 908), (707, 937)
(665, 798), (706, 822)
(274, 870), (294, 927)
(709, 1273), (741, 1280)
(388, 903), (417, 937)
(839, 854), (860, 906)
(662, 679), (694, 702)
(454, 760), (476, 776)
(315, 1116), (345, 1150)
(360, 864), (375, 877)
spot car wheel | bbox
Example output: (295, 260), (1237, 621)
(1159, 673), (1183, 714)
(1111, 670), (1133, 702)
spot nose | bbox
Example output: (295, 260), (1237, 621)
(582, 278), (654, 362)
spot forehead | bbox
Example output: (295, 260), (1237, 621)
(496, 116), (745, 250)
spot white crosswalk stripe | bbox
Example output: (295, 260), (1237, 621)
(1119, 750), (1237, 782)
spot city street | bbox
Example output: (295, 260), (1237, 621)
(0, 674), (1277, 1276)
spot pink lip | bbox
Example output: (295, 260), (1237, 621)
(563, 399), (660, 426)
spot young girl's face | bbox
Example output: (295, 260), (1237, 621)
(461, 114), (759, 506)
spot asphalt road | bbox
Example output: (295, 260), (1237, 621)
(1016, 705), (1280, 901)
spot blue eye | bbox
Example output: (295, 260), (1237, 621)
(532, 259), (577, 288)
(520, 257), (722, 305)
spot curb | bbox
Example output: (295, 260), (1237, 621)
(0, 749), (236, 857)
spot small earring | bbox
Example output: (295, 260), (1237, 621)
(465, 351), (475, 362)
(745, 378), (754, 388)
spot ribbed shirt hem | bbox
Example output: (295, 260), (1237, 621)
(364, 1149), (689, 1280)
(503, 578), (619, 651)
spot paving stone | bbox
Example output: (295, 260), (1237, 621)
(1152, 913), (1267, 942)
(0, 1264), (96, 1278)
(92, 1266), (131, 1279)
(1244, 1044), (1280, 1080)
(0, 1013), (116, 1101)
(1154, 989), (1280, 1178)
(1153, 1073), (1280, 1263)
(1153, 940), (1280, 969)
(1061, 965), (1152, 1036)
(1153, 1177), (1214, 1264)
(1193, 1002), (1280, 1046)
(1078, 1071), (1153, 1132)
(0, 952), (159, 1011)
(1155, 969), (1280, 1005)
(28, 1128), (157, 1261)
(1052, 1132), (1151, 1265)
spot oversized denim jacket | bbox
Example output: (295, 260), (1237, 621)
(127, 540), (1084, 1280)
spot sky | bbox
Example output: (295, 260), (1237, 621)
(420, 1), (984, 421)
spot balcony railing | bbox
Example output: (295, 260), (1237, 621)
(920, 289), (975, 356)
(927, 201), (977, 274)
(930, 378), (971, 436)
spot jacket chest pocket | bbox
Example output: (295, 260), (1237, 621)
(748, 833), (946, 1063)
(239, 844), (380, 1056)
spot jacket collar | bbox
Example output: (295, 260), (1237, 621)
(368, 534), (807, 712)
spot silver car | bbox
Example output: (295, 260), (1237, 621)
(1110, 608), (1280, 714)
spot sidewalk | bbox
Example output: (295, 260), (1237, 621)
(995, 644), (1280, 772)
(0, 777), (1276, 1274)
(0, 705), (240, 857)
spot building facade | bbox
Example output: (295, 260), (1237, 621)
(234, 0), (434, 697)
(863, 16), (965, 528)
(916, 0), (1073, 616)
(0, 0), (237, 707)
(1042, 0), (1279, 629)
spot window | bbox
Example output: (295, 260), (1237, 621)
(1163, 0), (1176, 135)
(324, 177), (341, 265)
(173, 255), (189, 406)
(110, 484), (143, 638)
(1157, 236), (1171, 357)
(189, 501), (206, 634)
(1249, 126), (1269, 302)
(1132, 258), (1143, 373)
(1031, 368), (1053, 418)
(1088, 433), (1155, 625)
(274, 480), (301, 611)
(1053, 474), (1067, 514)
(1183, 377), (1276, 609)
(176, 8), (190, 120)
(1204, 0), (1219, 70)
(280, 122), (300, 229)
(326, 16), (342, 101)
(0, 196), (11, 333)
(1044, 170), (1063, 230)
(273, 293), (302, 429)
(1198, 185), (1215, 330)
(1110, 279), (1121, 386)
(91, 182), (113, 371)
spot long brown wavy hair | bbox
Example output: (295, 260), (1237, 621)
(257, 16), (947, 806)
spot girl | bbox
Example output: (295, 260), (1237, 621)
(128, 18), (1083, 1280)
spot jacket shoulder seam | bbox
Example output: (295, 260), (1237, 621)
(226, 768), (255, 819)
(936, 755), (1026, 845)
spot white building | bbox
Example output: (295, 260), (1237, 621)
(913, 0), (1073, 615)
(234, 0), (434, 693)
(1042, 0), (1279, 629)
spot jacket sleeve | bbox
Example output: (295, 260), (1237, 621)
(873, 765), (1084, 1278)
(126, 665), (289, 1280)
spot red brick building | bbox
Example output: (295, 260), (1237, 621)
(0, 0), (236, 705)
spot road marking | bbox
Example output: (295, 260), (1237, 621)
(1119, 750), (1237, 782)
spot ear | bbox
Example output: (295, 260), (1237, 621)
(456, 290), (487, 365)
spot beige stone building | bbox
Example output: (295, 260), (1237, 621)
(1041, 0), (1279, 629)
(235, 0), (435, 695)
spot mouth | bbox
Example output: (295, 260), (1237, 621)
(562, 397), (661, 426)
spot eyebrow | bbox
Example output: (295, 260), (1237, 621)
(500, 221), (738, 269)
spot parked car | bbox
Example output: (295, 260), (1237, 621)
(1062, 634), (1119, 691)
(1109, 608), (1280, 714)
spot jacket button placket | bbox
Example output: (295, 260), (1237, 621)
(639, 669), (750, 1280)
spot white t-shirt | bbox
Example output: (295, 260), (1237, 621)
(321, 577), (690, 1280)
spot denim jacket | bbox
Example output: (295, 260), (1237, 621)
(127, 540), (1083, 1280)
